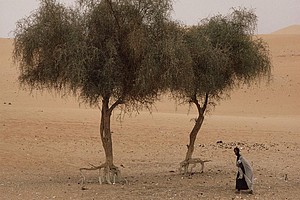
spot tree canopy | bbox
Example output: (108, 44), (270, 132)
(172, 8), (271, 103)
(14, 0), (182, 109)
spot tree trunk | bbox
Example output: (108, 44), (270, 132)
(79, 97), (123, 185)
(180, 94), (208, 174)
(185, 114), (204, 160)
(100, 98), (114, 167)
(96, 97), (121, 184)
(185, 93), (208, 161)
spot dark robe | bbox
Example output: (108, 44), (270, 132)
(235, 154), (253, 191)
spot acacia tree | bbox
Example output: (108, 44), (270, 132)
(172, 9), (272, 173)
(13, 0), (181, 183)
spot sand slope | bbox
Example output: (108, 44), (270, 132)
(272, 25), (300, 35)
(1, 27), (300, 199)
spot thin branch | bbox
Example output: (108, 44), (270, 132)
(201, 92), (209, 114)
(105, 0), (121, 30)
(190, 93), (202, 116)
(109, 97), (124, 113)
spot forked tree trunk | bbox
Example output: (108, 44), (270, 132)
(185, 93), (208, 161)
(180, 93), (208, 174)
(100, 98), (114, 167)
(97, 97), (124, 184)
(79, 97), (123, 185)
(185, 114), (204, 161)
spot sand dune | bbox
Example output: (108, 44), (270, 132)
(271, 24), (300, 35)
(1, 26), (300, 199)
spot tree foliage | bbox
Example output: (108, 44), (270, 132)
(173, 8), (271, 104)
(14, 0), (180, 109)
(13, 0), (82, 92)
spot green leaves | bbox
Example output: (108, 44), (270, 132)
(13, 1), (271, 112)
(175, 8), (271, 108)
(13, 0), (177, 109)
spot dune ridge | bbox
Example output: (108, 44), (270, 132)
(271, 24), (300, 35)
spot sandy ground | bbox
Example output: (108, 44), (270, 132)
(1, 26), (300, 199)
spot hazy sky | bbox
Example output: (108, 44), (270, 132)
(1, 0), (300, 38)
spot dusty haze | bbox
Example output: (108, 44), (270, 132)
(0, 25), (300, 199)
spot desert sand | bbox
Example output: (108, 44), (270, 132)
(0, 25), (300, 199)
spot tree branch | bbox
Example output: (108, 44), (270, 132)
(108, 97), (124, 113)
(190, 93), (201, 116)
(105, 0), (121, 30)
(190, 92), (209, 116)
(201, 92), (209, 114)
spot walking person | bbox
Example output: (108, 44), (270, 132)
(234, 147), (254, 194)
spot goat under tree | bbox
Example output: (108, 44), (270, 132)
(172, 9), (272, 174)
(13, 0), (184, 184)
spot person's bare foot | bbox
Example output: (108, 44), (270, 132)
(248, 190), (254, 194)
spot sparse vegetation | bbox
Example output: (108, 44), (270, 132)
(13, 0), (271, 183)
